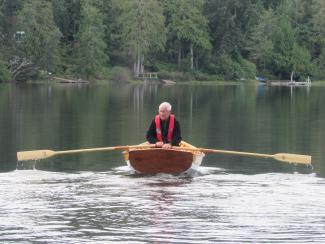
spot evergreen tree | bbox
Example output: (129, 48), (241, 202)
(52, 0), (81, 44)
(250, 1), (314, 79)
(314, 47), (325, 79)
(204, 0), (258, 79)
(0, 4), (11, 81)
(312, 0), (325, 78)
(271, 17), (295, 78)
(0, 0), (23, 46)
(76, 0), (107, 79)
(113, 0), (166, 77)
(205, 0), (254, 57)
(293, 0), (314, 51)
(165, 0), (210, 70)
(0, 3), (4, 50)
(15, 0), (61, 79)
(291, 42), (312, 79)
(248, 8), (274, 75)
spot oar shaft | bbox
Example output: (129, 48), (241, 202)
(198, 148), (272, 158)
(55, 145), (157, 156)
(55, 146), (128, 156)
(17, 144), (156, 161)
(174, 147), (311, 165)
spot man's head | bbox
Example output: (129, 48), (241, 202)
(158, 102), (172, 121)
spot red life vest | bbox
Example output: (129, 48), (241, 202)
(155, 114), (175, 142)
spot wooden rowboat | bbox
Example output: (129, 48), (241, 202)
(122, 141), (205, 174)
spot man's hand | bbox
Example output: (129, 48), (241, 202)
(162, 143), (172, 149)
(155, 141), (164, 148)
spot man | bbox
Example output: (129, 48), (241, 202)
(146, 102), (182, 149)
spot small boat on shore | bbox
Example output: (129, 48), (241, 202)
(123, 141), (205, 175)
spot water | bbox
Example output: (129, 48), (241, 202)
(1, 82), (325, 243)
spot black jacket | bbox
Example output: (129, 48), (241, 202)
(146, 116), (182, 146)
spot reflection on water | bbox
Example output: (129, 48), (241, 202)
(1, 82), (325, 242)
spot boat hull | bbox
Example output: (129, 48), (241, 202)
(123, 141), (204, 174)
(129, 148), (193, 174)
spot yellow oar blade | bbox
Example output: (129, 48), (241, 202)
(17, 144), (156, 161)
(17, 150), (56, 161)
(273, 153), (312, 165)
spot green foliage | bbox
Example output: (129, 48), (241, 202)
(291, 43), (312, 79)
(312, 0), (325, 65)
(158, 70), (190, 82)
(0, 4), (3, 36)
(205, 0), (257, 56)
(159, 69), (221, 82)
(313, 47), (325, 79)
(52, 0), (81, 44)
(270, 18), (296, 78)
(247, 8), (274, 72)
(164, 0), (210, 69)
(0, 0), (23, 60)
(187, 70), (221, 81)
(249, 1), (317, 80)
(16, 0), (62, 72)
(0, 0), (324, 81)
(0, 59), (11, 82)
(116, 0), (166, 54)
(110, 66), (132, 82)
(167, 0), (210, 49)
(76, 0), (107, 79)
(214, 54), (256, 80)
(0, 0), (23, 42)
(113, 0), (166, 76)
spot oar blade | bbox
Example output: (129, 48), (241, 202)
(17, 150), (56, 161)
(273, 153), (312, 165)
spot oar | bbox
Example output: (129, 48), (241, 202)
(17, 144), (156, 161)
(175, 147), (311, 165)
(17, 144), (312, 165)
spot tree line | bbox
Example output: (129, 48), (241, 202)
(0, 0), (324, 82)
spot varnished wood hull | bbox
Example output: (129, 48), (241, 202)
(123, 141), (204, 174)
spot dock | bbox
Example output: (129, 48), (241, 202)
(265, 80), (311, 86)
(258, 75), (312, 87)
(138, 72), (158, 80)
(139, 72), (176, 85)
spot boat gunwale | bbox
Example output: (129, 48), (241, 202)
(125, 141), (204, 156)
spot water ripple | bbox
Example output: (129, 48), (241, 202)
(0, 169), (325, 243)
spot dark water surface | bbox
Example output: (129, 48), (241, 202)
(0, 82), (325, 243)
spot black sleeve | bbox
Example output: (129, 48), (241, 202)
(146, 119), (157, 144)
(171, 119), (182, 146)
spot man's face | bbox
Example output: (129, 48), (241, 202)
(159, 107), (170, 121)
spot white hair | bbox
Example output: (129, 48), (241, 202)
(159, 102), (172, 111)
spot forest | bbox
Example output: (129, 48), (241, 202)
(0, 0), (324, 82)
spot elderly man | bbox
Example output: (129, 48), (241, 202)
(146, 102), (182, 149)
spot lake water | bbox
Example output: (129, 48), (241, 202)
(0, 82), (325, 243)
